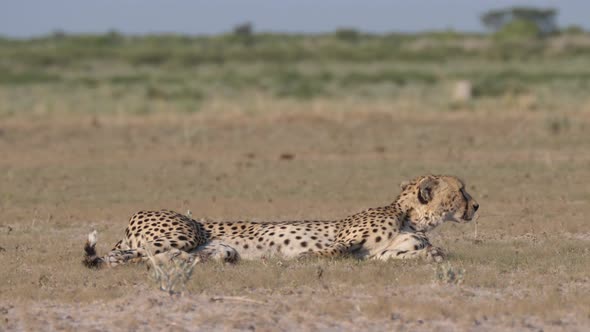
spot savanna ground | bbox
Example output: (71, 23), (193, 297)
(1, 32), (590, 331)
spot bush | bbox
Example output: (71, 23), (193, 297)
(232, 22), (255, 46)
(341, 69), (437, 86)
(334, 28), (361, 42)
(472, 76), (527, 97)
(494, 20), (541, 41)
(0, 70), (61, 85)
(273, 69), (327, 99)
(561, 25), (585, 35)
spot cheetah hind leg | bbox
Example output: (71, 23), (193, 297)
(191, 240), (239, 263)
(84, 230), (180, 268)
(84, 230), (150, 268)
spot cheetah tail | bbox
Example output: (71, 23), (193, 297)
(83, 230), (105, 269)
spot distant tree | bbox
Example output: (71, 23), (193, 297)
(232, 22), (254, 46)
(233, 22), (253, 38)
(481, 7), (557, 36)
(92, 29), (124, 46)
(334, 28), (361, 42)
(562, 25), (585, 35)
(494, 20), (541, 41)
(51, 29), (67, 39)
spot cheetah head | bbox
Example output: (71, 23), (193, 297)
(398, 175), (479, 232)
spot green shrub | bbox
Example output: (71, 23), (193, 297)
(0, 70), (61, 85)
(341, 69), (437, 86)
(146, 85), (204, 101)
(273, 69), (327, 99)
(472, 76), (527, 97)
(3, 32), (590, 67)
(129, 49), (171, 65)
(561, 25), (585, 35)
(109, 74), (150, 85)
(334, 28), (361, 42)
(494, 20), (541, 41)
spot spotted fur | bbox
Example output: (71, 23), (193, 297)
(83, 174), (479, 268)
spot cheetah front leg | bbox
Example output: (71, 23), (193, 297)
(372, 233), (445, 262)
(297, 241), (355, 259)
(102, 248), (149, 267)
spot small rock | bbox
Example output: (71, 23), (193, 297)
(279, 153), (295, 160)
(452, 80), (472, 102)
(391, 313), (402, 321)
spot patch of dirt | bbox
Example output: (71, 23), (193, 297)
(2, 286), (588, 331)
(1, 108), (589, 330)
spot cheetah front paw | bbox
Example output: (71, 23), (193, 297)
(426, 246), (446, 263)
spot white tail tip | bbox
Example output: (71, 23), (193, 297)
(88, 230), (98, 246)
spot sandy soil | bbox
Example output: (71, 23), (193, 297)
(1, 106), (589, 330)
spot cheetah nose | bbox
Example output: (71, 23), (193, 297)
(472, 202), (479, 212)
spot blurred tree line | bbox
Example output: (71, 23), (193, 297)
(481, 6), (585, 39)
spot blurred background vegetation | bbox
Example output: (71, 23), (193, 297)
(1, 6), (589, 114)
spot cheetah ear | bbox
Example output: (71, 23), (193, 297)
(399, 180), (411, 190)
(418, 177), (438, 204)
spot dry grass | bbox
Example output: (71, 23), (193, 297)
(1, 97), (589, 330)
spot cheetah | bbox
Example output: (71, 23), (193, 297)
(83, 174), (479, 268)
